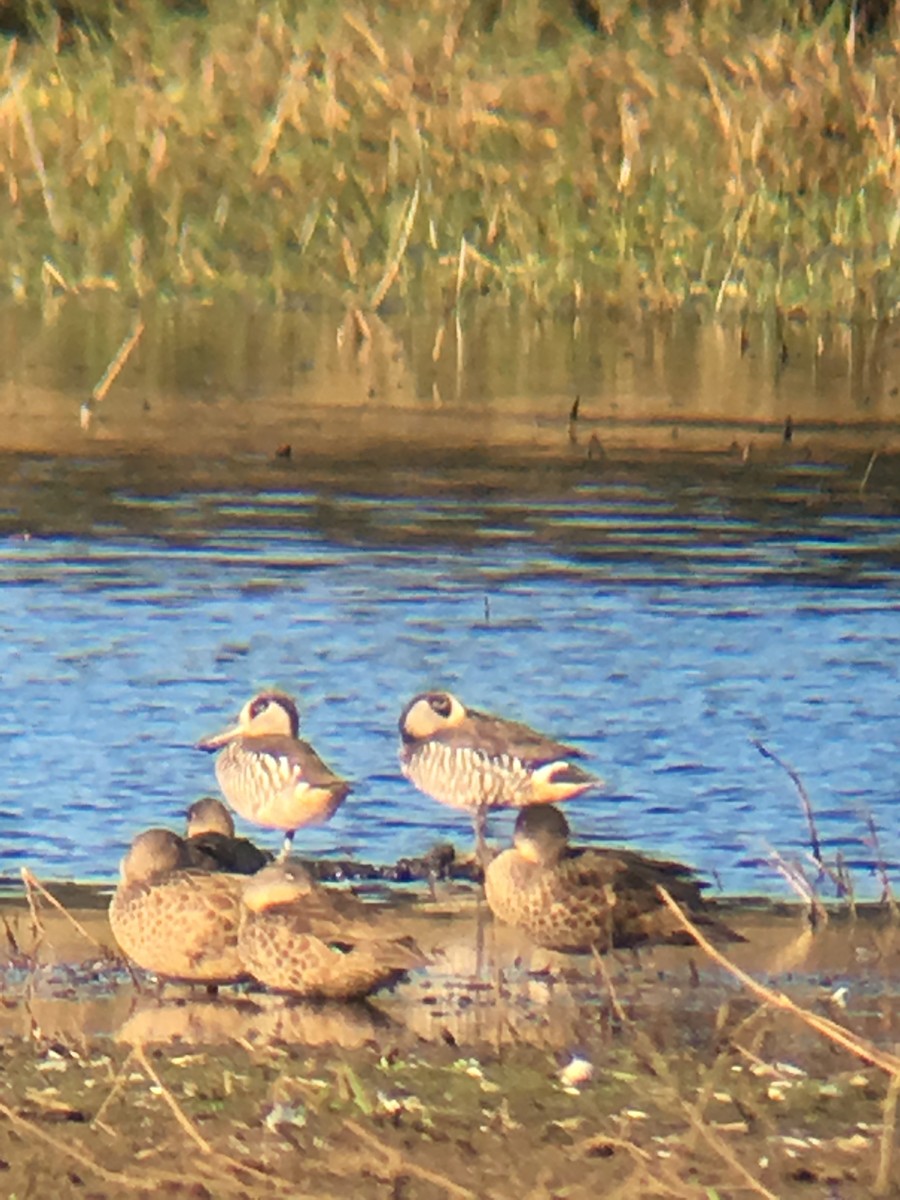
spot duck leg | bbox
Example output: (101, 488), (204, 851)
(472, 808), (493, 873)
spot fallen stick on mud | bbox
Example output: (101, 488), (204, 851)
(91, 1047), (137, 1132)
(131, 1047), (324, 1199)
(602, 1159), (686, 1200)
(3, 1091), (317, 1199)
(344, 1117), (476, 1200)
(678, 1095), (779, 1200)
(656, 887), (900, 1077)
(134, 1045), (213, 1154)
(0, 1099), (190, 1191)
(592, 947), (780, 1200)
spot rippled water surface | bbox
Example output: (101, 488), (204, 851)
(2, 448), (899, 897)
(2, 301), (900, 894)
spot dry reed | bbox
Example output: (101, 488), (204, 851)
(0, 1), (897, 317)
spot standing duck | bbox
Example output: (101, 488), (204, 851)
(109, 828), (246, 983)
(196, 691), (350, 857)
(184, 796), (272, 875)
(398, 690), (598, 863)
(239, 860), (428, 1000)
(484, 805), (737, 953)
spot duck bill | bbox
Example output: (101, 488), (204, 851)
(195, 723), (242, 751)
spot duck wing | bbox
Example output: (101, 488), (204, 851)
(441, 708), (588, 765)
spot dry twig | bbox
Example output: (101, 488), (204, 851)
(100, 1047), (324, 1198)
(370, 179), (420, 310)
(590, 950), (776, 1199)
(20, 868), (44, 945)
(591, 945), (629, 1024)
(764, 848), (828, 927)
(133, 1044), (213, 1154)
(679, 1097), (778, 1200)
(752, 740), (822, 865)
(344, 1117), (475, 1199)
(834, 851), (858, 920)
(20, 868), (104, 949)
(91, 1048), (137, 1133)
(91, 318), (145, 405)
(656, 887), (900, 1077)
(874, 1070), (900, 1195)
(0, 1099), (189, 1190)
(860, 448), (880, 494)
(12, 76), (62, 236)
(862, 810), (900, 921)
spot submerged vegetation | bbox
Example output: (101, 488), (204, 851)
(1, 0), (899, 319)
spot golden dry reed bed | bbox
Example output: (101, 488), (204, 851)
(0, 0), (899, 318)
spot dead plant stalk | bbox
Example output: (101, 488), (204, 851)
(20, 868), (104, 949)
(656, 887), (900, 1078)
(752, 740), (822, 865)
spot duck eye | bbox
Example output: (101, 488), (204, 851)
(249, 696), (270, 719)
(430, 693), (453, 717)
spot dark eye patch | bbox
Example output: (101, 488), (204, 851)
(430, 693), (453, 717)
(249, 695), (271, 719)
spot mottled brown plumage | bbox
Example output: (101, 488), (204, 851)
(109, 828), (246, 983)
(196, 691), (350, 855)
(239, 860), (427, 1000)
(398, 690), (598, 860)
(184, 796), (272, 875)
(485, 805), (736, 953)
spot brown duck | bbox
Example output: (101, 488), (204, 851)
(196, 691), (350, 856)
(109, 828), (246, 983)
(399, 690), (598, 861)
(239, 860), (428, 1000)
(485, 805), (737, 953)
(184, 796), (272, 875)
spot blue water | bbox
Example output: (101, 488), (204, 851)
(1, 463), (898, 896)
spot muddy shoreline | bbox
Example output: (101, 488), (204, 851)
(2, 877), (899, 1198)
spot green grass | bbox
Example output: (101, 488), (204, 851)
(1, 0), (899, 318)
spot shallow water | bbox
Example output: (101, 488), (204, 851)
(1, 302), (899, 896)
(2, 894), (895, 1200)
(2, 892), (899, 1060)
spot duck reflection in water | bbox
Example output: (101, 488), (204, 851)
(116, 993), (392, 1049)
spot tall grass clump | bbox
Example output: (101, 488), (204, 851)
(0, 0), (898, 318)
